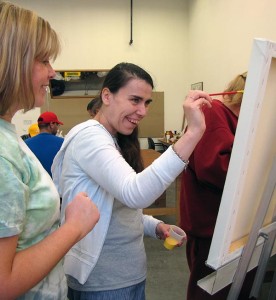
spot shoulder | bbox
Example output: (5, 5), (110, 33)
(25, 134), (43, 145)
(62, 120), (114, 153)
(75, 121), (112, 143)
(0, 130), (22, 160)
(53, 135), (64, 142)
(0, 138), (21, 162)
(205, 99), (225, 113)
(204, 100), (236, 120)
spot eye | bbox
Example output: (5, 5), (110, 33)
(42, 60), (50, 65)
(131, 97), (141, 104)
(145, 99), (152, 107)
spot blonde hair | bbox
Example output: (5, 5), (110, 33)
(0, 1), (60, 115)
(223, 72), (247, 105)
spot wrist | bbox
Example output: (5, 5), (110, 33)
(61, 222), (83, 244)
(155, 221), (164, 239)
(184, 127), (204, 145)
(171, 144), (189, 170)
(174, 130), (203, 162)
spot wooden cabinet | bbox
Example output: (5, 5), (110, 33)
(142, 149), (179, 223)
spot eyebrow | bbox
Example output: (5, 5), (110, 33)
(131, 95), (152, 101)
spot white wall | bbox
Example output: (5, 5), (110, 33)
(187, 0), (276, 93)
(11, 0), (189, 135)
(10, 0), (276, 136)
(13, 108), (40, 136)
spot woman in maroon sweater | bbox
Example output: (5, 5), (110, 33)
(180, 72), (256, 299)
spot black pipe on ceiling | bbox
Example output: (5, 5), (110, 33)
(129, 0), (133, 45)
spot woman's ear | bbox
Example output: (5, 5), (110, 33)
(101, 87), (112, 105)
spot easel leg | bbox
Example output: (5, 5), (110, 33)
(250, 222), (276, 298)
(227, 160), (276, 300)
(268, 269), (276, 300)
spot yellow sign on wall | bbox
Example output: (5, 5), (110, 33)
(64, 71), (81, 79)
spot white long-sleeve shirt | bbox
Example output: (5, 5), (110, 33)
(52, 119), (185, 284)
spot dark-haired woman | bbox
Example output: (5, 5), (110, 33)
(52, 62), (212, 299)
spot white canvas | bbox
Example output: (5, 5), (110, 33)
(198, 38), (276, 294)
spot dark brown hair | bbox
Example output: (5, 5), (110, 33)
(100, 62), (154, 172)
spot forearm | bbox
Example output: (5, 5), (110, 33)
(173, 128), (204, 163)
(121, 147), (185, 208)
(1, 223), (81, 299)
(143, 214), (163, 238)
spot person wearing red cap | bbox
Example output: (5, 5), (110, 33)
(26, 111), (64, 177)
(38, 111), (64, 133)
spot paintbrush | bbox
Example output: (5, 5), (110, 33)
(209, 90), (244, 96)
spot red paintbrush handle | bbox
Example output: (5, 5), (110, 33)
(209, 91), (243, 96)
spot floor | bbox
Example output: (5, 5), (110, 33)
(144, 184), (276, 300)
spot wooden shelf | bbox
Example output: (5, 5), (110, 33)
(50, 69), (109, 98)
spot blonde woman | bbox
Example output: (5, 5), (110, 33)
(0, 2), (99, 299)
(179, 72), (257, 300)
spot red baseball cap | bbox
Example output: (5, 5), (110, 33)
(38, 112), (64, 125)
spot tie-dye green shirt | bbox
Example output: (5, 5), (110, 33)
(0, 119), (67, 299)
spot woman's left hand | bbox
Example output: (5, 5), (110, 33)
(156, 223), (186, 247)
(156, 222), (170, 240)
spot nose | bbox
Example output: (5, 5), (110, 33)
(48, 63), (56, 79)
(137, 102), (148, 117)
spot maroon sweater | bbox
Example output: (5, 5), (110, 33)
(180, 100), (238, 238)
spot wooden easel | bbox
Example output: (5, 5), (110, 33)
(250, 222), (276, 299)
(197, 159), (276, 297)
(227, 158), (276, 299)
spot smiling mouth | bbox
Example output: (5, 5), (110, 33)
(126, 117), (140, 125)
